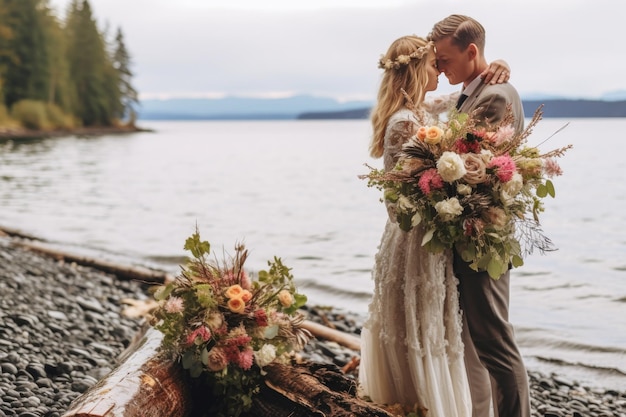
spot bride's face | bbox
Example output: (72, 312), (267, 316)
(425, 52), (440, 92)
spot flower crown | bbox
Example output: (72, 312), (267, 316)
(378, 41), (433, 71)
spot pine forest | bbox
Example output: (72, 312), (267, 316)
(0, 0), (138, 132)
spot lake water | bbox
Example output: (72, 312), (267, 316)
(1, 118), (625, 390)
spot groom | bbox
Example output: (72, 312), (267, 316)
(429, 15), (530, 417)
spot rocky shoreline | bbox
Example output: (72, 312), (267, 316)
(1, 236), (625, 417)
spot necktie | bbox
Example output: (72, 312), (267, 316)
(456, 94), (468, 110)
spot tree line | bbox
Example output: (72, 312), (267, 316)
(0, 0), (138, 130)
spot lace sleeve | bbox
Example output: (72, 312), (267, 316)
(382, 111), (418, 223)
(383, 114), (416, 172)
(422, 92), (461, 117)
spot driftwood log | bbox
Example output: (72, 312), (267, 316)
(61, 327), (191, 417)
(61, 326), (392, 417)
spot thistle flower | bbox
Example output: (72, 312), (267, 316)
(164, 296), (184, 314)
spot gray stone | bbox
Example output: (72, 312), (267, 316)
(0, 363), (18, 375)
(46, 310), (68, 321)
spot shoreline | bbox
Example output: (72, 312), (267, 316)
(0, 125), (153, 140)
(1, 233), (626, 416)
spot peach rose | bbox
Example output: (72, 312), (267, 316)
(225, 284), (244, 299)
(277, 290), (293, 307)
(461, 153), (488, 185)
(241, 289), (253, 303)
(227, 297), (246, 314)
(416, 126), (428, 140)
(424, 126), (444, 145)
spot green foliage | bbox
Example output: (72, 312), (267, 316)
(11, 99), (49, 130)
(184, 231), (211, 259)
(10, 99), (76, 130)
(0, 103), (11, 124)
(45, 102), (76, 129)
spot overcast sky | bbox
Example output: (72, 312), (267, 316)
(49, 0), (624, 101)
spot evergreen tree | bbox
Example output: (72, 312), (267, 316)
(0, 0), (51, 107)
(0, 3), (15, 102)
(41, 1), (74, 112)
(112, 27), (138, 121)
(65, 0), (112, 126)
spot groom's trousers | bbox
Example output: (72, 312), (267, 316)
(455, 263), (531, 417)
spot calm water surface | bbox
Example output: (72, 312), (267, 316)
(1, 119), (625, 389)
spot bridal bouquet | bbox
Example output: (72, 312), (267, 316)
(361, 106), (571, 279)
(151, 230), (310, 417)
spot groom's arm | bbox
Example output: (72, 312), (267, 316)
(472, 84), (524, 133)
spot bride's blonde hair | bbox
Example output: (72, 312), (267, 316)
(369, 36), (433, 159)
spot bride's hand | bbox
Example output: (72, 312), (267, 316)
(481, 59), (510, 84)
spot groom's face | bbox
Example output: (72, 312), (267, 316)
(433, 37), (473, 86)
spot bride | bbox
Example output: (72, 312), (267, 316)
(358, 35), (509, 416)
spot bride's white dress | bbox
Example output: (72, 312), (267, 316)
(359, 95), (472, 417)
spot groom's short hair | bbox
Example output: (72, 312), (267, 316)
(429, 14), (486, 54)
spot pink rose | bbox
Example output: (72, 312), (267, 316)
(461, 153), (488, 185)
(206, 347), (228, 372)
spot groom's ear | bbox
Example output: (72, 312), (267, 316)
(467, 43), (478, 60)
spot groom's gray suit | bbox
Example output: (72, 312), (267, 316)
(456, 80), (531, 417)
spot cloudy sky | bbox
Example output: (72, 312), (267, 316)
(49, 0), (624, 102)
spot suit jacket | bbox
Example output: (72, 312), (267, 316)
(458, 81), (525, 134)
(454, 81), (525, 275)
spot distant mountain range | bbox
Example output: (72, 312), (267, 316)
(137, 93), (626, 120)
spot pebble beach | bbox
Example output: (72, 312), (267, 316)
(1, 235), (626, 417)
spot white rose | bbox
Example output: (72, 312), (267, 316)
(434, 197), (464, 221)
(502, 172), (523, 196)
(255, 344), (277, 368)
(457, 183), (472, 196)
(437, 151), (467, 182)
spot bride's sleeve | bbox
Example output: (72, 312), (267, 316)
(422, 92), (461, 116)
(383, 118), (415, 171)
(382, 117), (416, 222)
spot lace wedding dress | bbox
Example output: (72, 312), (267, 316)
(359, 94), (472, 417)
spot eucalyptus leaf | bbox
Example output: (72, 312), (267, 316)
(536, 184), (548, 198)
(546, 180), (556, 197)
(511, 255), (524, 268)
(487, 258), (504, 279)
